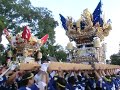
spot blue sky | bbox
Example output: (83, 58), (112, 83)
(1, 0), (120, 59)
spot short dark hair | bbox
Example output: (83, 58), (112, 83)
(68, 76), (76, 85)
(21, 72), (34, 86)
(55, 76), (67, 90)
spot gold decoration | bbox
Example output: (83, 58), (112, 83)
(66, 16), (73, 29)
(64, 8), (112, 43)
(81, 8), (93, 31)
(76, 18), (81, 33)
(82, 8), (93, 21)
(103, 23), (112, 36)
(29, 36), (37, 45)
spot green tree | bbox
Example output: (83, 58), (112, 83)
(0, 0), (67, 62)
(0, 0), (58, 42)
(55, 50), (67, 62)
(41, 44), (67, 62)
(110, 54), (120, 65)
(0, 44), (6, 64)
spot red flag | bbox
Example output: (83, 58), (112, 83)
(22, 26), (31, 41)
(41, 34), (49, 45)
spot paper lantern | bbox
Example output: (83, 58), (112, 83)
(66, 42), (73, 50)
(93, 37), (101, 48)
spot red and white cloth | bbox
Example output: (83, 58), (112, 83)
(22, 26), (31, 41)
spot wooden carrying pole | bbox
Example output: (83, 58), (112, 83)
(47, 62), (120, 71)
(19, 62), (40, 70)
(19, 62), (120, 71)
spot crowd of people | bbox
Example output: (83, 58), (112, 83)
(0, 61), (120, 90)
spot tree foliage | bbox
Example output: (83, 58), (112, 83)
(41, 45), (67, 62)
(55, 50), (67, 62)
(0, 44), (6, 64)
(0, 0), (67, 62)
(110, 53), (120, 65)
(0, 0), (58, 44)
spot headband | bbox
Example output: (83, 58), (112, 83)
(22, 73), (34, 81)
(57, 83), (66, 88)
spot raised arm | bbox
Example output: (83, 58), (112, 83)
(94, 70), (101, 80)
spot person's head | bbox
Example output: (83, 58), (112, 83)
(88, 72), (94, 77)
(77, 75), (82, 82)
(55, 76), (67, 90)
(68, 76), (76, 85)
(32, 67), (39, 75)
(21, 72), (34, 87)
(88, 70), (93, 74)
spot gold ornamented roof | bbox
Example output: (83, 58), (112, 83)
(60, 8), (112, 44)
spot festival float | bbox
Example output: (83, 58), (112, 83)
(1, 1), (120, 72)
(3, 26), (49, 70)
(58, 1), (120, 70)
(60, 1), (111, 64)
